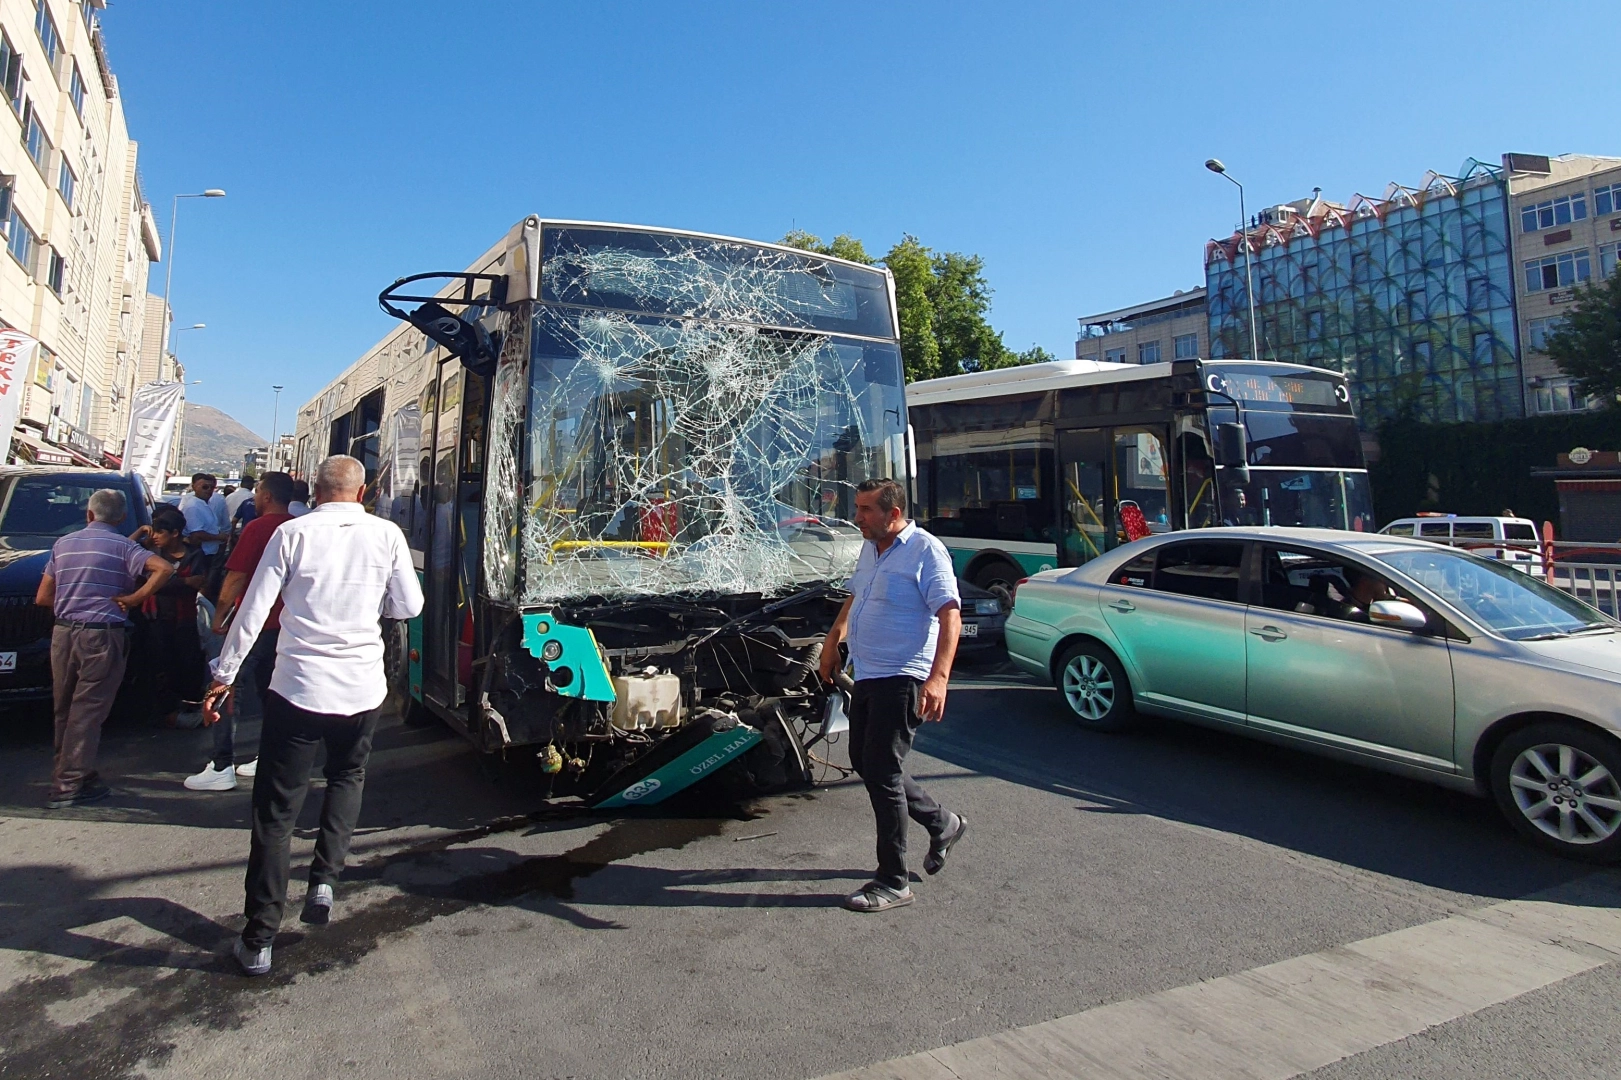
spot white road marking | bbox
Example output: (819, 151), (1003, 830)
(817, 878), (1621, 1080)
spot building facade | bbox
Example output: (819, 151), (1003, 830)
(1075, 287), (1206, 365)
(1205, 160), (1522, 427)
(0, 0), (161, 466)
(1505, 153), (1621, 416)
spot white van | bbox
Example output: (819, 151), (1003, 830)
(1379, 514), (1542, 573)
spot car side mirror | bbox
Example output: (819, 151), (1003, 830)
(1368, 599), (1428, 630)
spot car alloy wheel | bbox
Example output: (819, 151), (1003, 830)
(1508, 742), (1621, 846)
(1062, 654), (1115, 721)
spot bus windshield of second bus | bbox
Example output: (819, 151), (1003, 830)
(907, 358), (1371, 601)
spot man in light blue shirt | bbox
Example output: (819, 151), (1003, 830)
(819, 478), (967, 912)
(178, 473), (229, 557)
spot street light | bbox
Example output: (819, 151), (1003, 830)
(161, 189), (226, 351)
(271, 384), (284, 469)
(1205, 159), (1260, 364)
(176, 376), (203, 474)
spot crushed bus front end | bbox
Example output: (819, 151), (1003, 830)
(375, 218), (906, 806)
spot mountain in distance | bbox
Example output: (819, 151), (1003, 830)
(181, 403), (267, 476)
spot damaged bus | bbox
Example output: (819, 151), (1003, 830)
(292, 219), (906, 807)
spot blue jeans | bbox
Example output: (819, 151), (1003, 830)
(211, 628), (279, 770)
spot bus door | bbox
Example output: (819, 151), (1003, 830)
(1056, 424), (1172, 566)
(421, 361), (488, 715)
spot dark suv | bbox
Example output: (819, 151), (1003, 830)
(0, 467), (154, 703)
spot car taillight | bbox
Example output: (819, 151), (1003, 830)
(1012, 577), (1030, 604)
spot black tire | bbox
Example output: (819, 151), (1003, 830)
(1053, 641), (1136, 732)
(1490, 721), (1621, 862)
(972, 560), (1023, 609)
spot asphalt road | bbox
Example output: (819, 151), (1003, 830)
(2, 658), (1620, 1080)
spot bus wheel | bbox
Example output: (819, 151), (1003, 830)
(972, 560), (1022, 609)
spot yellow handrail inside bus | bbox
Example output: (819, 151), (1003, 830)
(548, 540), (671, 563)
(1065, 478), (1103, 559)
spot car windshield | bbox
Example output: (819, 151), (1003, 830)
(0, 477), (138, 539)
(1374, 547), (1613, 640)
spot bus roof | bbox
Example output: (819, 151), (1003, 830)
(906, 359), (1151, 407)
(904, 358), (1348, 408)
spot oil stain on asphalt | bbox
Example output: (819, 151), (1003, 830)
(0, 805), (747, 1079)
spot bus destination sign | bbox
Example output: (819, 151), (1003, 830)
(1206, 368), (1349, 410)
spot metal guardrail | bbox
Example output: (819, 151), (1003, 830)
(1418, 533), (1621, 616)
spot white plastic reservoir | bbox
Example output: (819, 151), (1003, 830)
(611, 673), (683, 730)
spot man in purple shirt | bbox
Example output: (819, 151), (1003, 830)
(35, 488), (172, 809)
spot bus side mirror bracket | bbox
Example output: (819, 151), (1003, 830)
(1216, 422), (1250, 483)
(378, 272), (508, 376)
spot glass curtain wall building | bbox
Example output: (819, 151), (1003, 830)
(1205, 160), (1522, 427)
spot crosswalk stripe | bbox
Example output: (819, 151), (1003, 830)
(816, 878), (1621, 1080)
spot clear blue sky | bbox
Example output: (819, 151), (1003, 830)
(103, 1), (1613, 442)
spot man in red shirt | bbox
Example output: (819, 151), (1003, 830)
(183, 472), (298, 791)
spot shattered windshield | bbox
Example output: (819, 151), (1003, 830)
(516, 303), (905, 603)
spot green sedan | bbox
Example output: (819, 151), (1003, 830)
(1006, 527), (1621, 862)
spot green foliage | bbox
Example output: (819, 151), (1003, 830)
(1546, 273), (1621, 404)
(779, 229), (875, 266)
(1371, 410), (1621, 530)
(780, 229), (1049, 382)
(883, 235), (943, 382)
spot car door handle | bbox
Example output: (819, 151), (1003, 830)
(1107, 600), (1136, 613)
(1249, 625), (1287, 641)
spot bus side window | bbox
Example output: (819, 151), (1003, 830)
(1111, 552), (1155, 589)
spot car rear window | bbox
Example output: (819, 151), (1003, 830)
(1110, 552), (1155, 589)
(1503, 523), (1537, 541)
(1150, 541), (1244, 604)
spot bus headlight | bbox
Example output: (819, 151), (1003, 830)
(541, 640), (563, 662)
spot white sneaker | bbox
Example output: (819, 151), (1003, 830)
(235, 758), (258, 778)
(183, 763), (238, 791)
(233, 937), (271, 976)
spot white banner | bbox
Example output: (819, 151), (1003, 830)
(0, 328), (38, 459)
(123, 380), (185, 491)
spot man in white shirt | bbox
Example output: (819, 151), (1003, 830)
(202, 454), (424, 976)
(178, 473), (230, 557)
(224, 477), (255, 521)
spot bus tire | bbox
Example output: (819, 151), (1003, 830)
(972, 560), (1023, 609)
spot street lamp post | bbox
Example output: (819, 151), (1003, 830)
(161, 189), (225, 353)
(177, 377), (203, 474)
(271, 385), (283, 470)
(1205, 159), (1260, 363)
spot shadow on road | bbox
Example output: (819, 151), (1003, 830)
(919, 684), (1599, 904)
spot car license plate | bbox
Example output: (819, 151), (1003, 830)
(0, 652), (15, 672)
(959, 623), (979, 638)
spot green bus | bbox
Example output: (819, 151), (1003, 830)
(907, 357), (1374, 604)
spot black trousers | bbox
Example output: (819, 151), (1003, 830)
(242, 691), (380, 949)
(848, 675), (950, 890)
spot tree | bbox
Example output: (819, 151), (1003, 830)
(1547, 273), (1621, 405)
(780, 230), (1048, 382)
(779, 229), (875, 266)
(882, 235), (943, 381)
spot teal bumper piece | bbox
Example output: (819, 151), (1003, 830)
(521, 613), (616, 702)
(593, 724), (763, 808)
